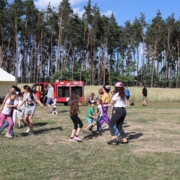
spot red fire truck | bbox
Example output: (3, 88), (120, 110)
(31, 81), (84, 105)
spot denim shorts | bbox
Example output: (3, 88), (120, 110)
(46, 97), (52, 105)
(86, 117), (96, 126)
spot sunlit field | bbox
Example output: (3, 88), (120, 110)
(1, 103), (180, 179)
(18, 84), (180, 102)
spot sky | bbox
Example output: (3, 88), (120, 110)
(32, 0), (180, 25)
(8, 0), (180, 26)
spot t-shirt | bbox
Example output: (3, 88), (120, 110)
(86, 107), (94, 119)
(23, 93), (37, 108)
(112, 93), (126, 108)
(2, 99), (14, 115)
(47, 87), (54, 98)
(125, 89), (130, 96)
(18, 100), (24, 112)
(142, 88), (147, 96)
(14, 93), (19, 105)
(101, 93), (110, 104)
(97, 104), (103, 117)
(52, 99), (57, 108)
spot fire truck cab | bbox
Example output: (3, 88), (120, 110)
(31, 81), (84, 105)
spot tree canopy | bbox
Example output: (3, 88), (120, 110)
(1, 0), (180, 87)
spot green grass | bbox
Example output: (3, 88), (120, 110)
(1, 103), (180, 180)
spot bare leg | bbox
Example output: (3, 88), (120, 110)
(75, 128), (81, 136)
(70, 129), (76, 138)
(29, 114), (34, 132)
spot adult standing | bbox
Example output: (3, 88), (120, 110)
(142, 85), (147, 106)
(125, 86), (130, 106)
(46, 83), (54, 111)
(107, 82), (128, 144)
(100, 85), (111, 127)
(18, 85), (46, 135)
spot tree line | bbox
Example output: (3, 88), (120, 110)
(1, 0), (180, 87)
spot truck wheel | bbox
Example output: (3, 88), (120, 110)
(64, 100), (70, 106)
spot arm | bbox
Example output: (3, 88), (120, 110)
(1, 92), (10, 108)
(6, 104), (18, 108)
(52, 88), (54, 99)
(36, 99), (46, 110)
(17, 100), (26, 110)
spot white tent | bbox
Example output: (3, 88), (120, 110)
(0, 68), (16, 98)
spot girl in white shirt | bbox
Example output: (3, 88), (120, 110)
(0, 91), (18, 138)
(107, 82), (128, 144)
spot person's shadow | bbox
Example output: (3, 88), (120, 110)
(127, 132), (143, 140)
(83, 131), (104, 141)
(20, 127), (63, 136)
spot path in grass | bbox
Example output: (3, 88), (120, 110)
(1, 102), (180, 180)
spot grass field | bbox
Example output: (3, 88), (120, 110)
(1, 102), (180, 180)
(18, 84), (180, 102)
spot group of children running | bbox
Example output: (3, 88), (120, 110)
(0, 83), (128, 144)
(69, 83), (128, 144)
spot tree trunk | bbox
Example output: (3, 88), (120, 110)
(15, 14), (18, 80)
(176, 41), (179, 88)
(151, 39), (158, 87)
(56, 11), (63, 76)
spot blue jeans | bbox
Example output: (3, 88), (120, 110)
(97, 116), (103, 131)
(0, 121), (14, 136)
(46, 97), (52, 105)
(114, 124), (119, 136)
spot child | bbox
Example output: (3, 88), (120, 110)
(17, 94), (26, 129)
(0, 91), (17, 138)
(96, 98), (103, 132)
(69, 92), (83, 142)
(83, 100), (97, 133)
(111, 91), (120, 138)
(51, 98), (57, 113)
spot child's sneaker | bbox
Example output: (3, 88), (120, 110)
(69, 138), (77, 142)
(74, 136), (82, 142)
(26, 128), (30, 133)
(28, 131), (34, 135)
(5, 133), (13, 139)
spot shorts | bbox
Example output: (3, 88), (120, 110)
(143, 96), (147, 100)
(86, 117), (96, 126)
(17, 111), (23, 118)
(46, 97), (52, 105)
(126, 96), (130, 100)
(52, 107), (56, 111)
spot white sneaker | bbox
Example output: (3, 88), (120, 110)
(69, 138), (77, 142)
(26, 128), (30, 133)
(74, 136), (82, 142)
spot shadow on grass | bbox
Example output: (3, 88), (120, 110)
(83, 131), (104, 140)
(34, 123), (48, 127)
(127, 132), (143, 140)
(20, 127), (63, 137)
(58, 110), (69, 113)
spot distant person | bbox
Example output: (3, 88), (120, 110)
(87, 93), (95, 106)
(142, 85), (147, 106)
(42, 87), (48, 104)
(46, 83), (54, 111)
(125, 86), (130, 106)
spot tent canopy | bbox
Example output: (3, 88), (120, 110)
(0, 68), (16, 97)
(0, 68), (16, 82)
